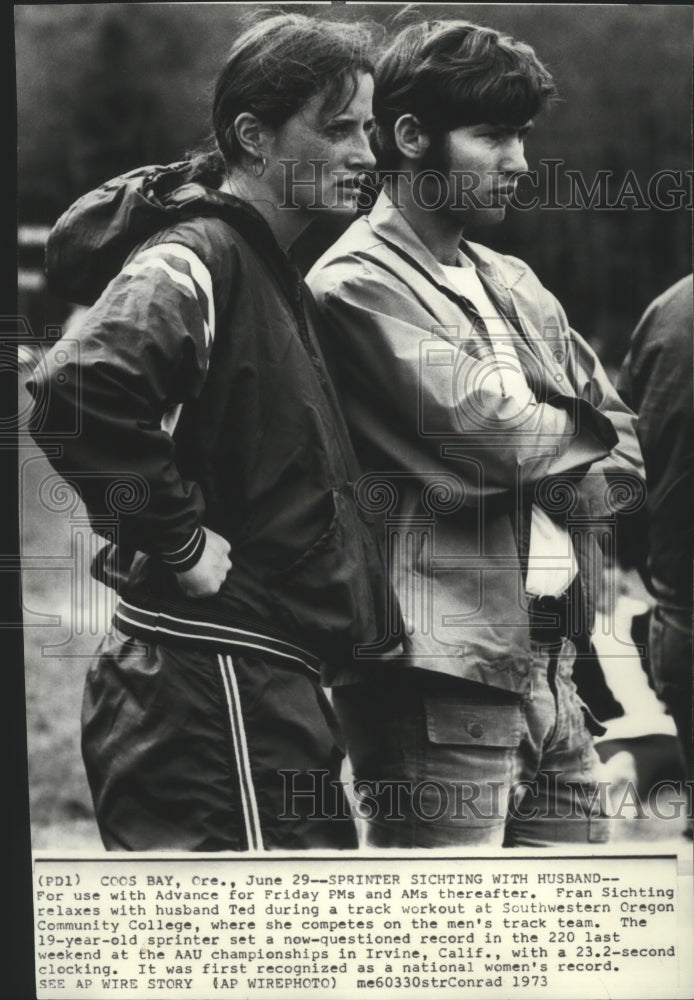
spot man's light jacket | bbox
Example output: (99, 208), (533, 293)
(308, 189), (645, 694)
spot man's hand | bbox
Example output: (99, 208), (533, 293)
(175, 527), (231, 598)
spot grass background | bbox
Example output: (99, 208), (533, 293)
(20, 362), (104, 849)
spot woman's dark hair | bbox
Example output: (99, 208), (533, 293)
(372, 19), (557, 171)
(189, 10), (375, 182)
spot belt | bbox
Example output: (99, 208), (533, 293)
(527, 592), (570, 644)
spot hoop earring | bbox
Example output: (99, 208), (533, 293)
(251, 156), (267, 178)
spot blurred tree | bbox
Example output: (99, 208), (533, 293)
(67, 13), (161, 192)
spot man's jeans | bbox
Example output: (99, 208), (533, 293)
(333, 639), (611, 848)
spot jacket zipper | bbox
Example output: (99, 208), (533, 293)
(291, 276), (364, 485)
(292, 278), (330, 392)
(214, 207), (361, 483)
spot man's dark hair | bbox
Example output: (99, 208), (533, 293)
(372, 19), (557, 171)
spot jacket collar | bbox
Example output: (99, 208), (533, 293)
(365, 187), (560, 386)
(152, 167), (306, 314)
(366, 187), (528, 295)
(46, 159), (305, 308)
(153, 168), (299, 272)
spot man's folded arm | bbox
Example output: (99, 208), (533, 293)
(315, 267), (615, 489)
(559, 319), (646, 519)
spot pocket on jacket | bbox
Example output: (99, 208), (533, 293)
(424, 698), (523, 748)
(268, 488), (342, 581)
(267, 488), (378, 658)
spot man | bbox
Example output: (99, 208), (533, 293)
(619, 275), (693, 793)
(308, 19), (645, 848)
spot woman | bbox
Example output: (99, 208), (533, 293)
(28, 11), (396, 851)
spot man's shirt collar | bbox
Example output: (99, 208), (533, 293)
(366, 186), (528, 294)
